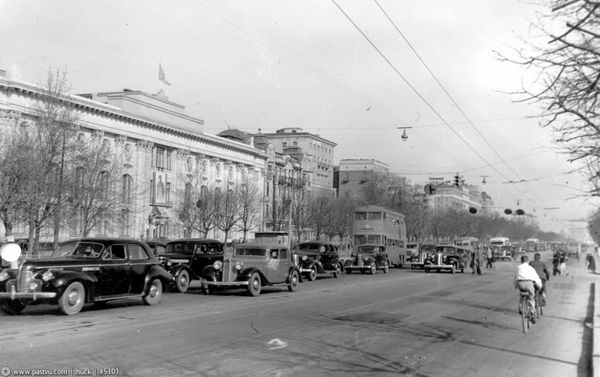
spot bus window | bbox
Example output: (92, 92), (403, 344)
(368, 212), (382, 220)
(355, 212), (367, 221)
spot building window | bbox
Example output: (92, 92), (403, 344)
(122, 174), (133, 204)
(98, 171), (110, 201)
(155, 146), (165, 169)
(166, 150), (172, 170)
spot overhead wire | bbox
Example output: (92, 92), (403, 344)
(329, 0), (530, 203)
(372, 0), (547, 208)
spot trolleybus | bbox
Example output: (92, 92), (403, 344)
(351, 205), (408, 267)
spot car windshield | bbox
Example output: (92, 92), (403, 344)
(436, 246), (456, 253)
(296, 243), (325, 253)
(356, 246), (381, 254)
(234, 248), (267, 257)
(54, 241), (105, 258)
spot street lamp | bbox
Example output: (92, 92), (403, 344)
(397, 126), (412, 142)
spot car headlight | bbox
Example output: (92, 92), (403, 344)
(302, 255), (307, 261)
(235, 262), (243, 271)
(213, 260), (223, 270)
(0, 270), (8, 281)
(41, 270), (54, 282)
(29, 281), (41, 291)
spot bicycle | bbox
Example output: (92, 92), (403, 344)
(518, 290), (534, 333)
(534, 286), (543, 318)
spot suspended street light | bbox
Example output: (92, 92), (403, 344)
(396, 126), (412, 142)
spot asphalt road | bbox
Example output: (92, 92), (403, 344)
(0, 251), (594, 377)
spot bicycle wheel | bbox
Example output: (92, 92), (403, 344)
(535, 292), (542, 318)
(520, 296), (529, 333)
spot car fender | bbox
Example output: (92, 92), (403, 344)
(287, 266), (300, 283)
(237, 267), (265, 284)
(201, 265), (221, 281)
(143, 265), (175, 294)
(170, 264), (196, 280)
(48, 270), (97, 300)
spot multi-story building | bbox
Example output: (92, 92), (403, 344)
(426, 178), (493, 214)
(336, 159), (389, 200)
(0, 69), (267, 242)
(257, 127), (336, 196)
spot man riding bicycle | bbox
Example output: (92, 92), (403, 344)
(514, 255), (542, 323)
(529, 252), (550, 306)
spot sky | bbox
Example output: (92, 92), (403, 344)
(0, 0), (596, 235)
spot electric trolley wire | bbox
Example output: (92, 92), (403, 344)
(372, 0), (546, 208)
(329, 0), (529, 199)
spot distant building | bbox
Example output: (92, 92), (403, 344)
(258, 127), (336, 196)
(426, 178), (493, 213)
(337, 159), (389, 201)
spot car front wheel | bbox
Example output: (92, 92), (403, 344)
(333, 264), (341, 278)
(175, 270), (190, 293)
(0, 300), (26, 315)
(288, 270), (299, 292)
(308, 266), (317, 281)
(247, 272), (262, 296)
(58, 281), (85, 315)
(143, 279), (163, 306)
(370, 263), (376, 275)
(383, 261), (390, 273)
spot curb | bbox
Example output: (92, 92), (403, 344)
(594, 282), (599, 377)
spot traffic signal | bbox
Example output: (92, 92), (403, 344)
(454, 174), (460, 187)
(504, 209), (513, 215)
(469, 207), (477, 214)
(515, 209), (525, 215)
(424, 184), (437, 195)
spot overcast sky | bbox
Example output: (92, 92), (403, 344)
(0, 0), (596, 234)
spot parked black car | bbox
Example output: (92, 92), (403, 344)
(0, 238), (173, 315)
(158, 238), (224, 293)
(145, 240), (167, 258)
(201, 243), (300, 296)
(343, 245), (390, 274)
(293, 241), (342, 280)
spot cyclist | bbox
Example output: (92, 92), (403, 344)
(529, 252), (550, 306)
(514, 255), (542, 323)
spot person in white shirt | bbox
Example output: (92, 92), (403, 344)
(514, 255), (542, 322)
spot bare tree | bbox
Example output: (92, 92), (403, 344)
(500, 1), (600, 194)
(68, 134), (126, 237)
(237, 173), (262, 241)
(193, 187), (219, 238)
(17, 69), (79, 255)
(323, 197), (355, 241)
(216, 187), (242, 242)
(307, 194), (332, 240)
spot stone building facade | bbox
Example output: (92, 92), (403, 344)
(0, 70), (267, 242)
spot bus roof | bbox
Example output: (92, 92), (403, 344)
(354, 205), (405, 218)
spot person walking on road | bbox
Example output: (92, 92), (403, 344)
(471, 247), (483, 275)
(514, 255), (542, 323)
(485, 245), (494, 269)
(586, 252), (596, 274)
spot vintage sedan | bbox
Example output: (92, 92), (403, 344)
(294, 241), (342, 281)
(200, 243), (300, 296)
(145, 240), (167, 258)
(423, 244), (470, 273)
(0, 238), (173, 315)
(343, 245), (390, 274)
(158, 239), (224, 293)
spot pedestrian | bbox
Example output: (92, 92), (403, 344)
(552, 250), (561, 276)
(485, 245), (494, 269)
(471, 247), (483, 275)
(586, 252), (596, 274)
(559, 251), (569, 276)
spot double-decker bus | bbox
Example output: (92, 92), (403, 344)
(455, 236), (478, 249)
(525, 238), (539, 252)
(352, 205), (408, 267)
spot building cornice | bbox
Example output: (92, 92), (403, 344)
(0, 78), (267, 160)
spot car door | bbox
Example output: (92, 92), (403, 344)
(264, 248), (283, 283)
(96, 243), (131, 297)
(128, 242), (152, 294)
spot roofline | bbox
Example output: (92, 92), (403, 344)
(0, 78), (268, 160)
